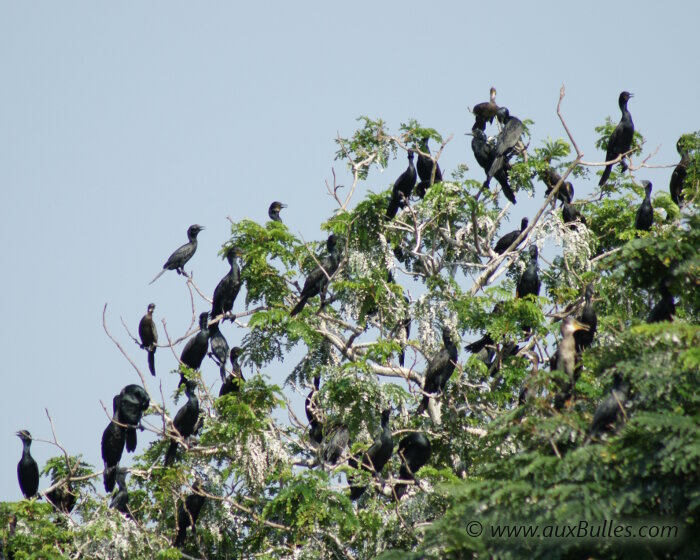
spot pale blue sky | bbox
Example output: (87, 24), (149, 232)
(2, 1), (698, 500)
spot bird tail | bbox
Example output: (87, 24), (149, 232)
(416, 396), (429, 416)
(496, 173), (516, 204)
(385, 195), (401, 219)
(399, 348), (405, 367)
(174, 526), (186, 548)
(103, 466), (117, 493)
(219, 362), (227, 384)
(125, 428), (137, 453)
(164, 441), (178, 466)
(290, 296), (308, 317)
(598, 164), (612, 187)
(147, 349), (156, 376)
(149, 269), (166, 285)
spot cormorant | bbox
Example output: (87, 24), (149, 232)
(46, 480), (76, 514)
(494, 217), (528, 254)
(174, 481), (206, 548)
(416, 329), (459, 415)
(670, 138), (690, 206)
(587, 373), (629, 440)
(179, 312), (211, 384)
(599, 91), (634, 187)
(268, 201), (288, 223)
(305, 375), (323, 444)
(415, 137), (443, 198)
(541, 167), (571, 205)
(635, 180), (654, 231)
(101, 402), (126, 493)
(349, 409), (393, 500)
(516, 245), (541, 299)
(471, 128), (517, 204)
(552, 317), (590, 410)
(150, 224), (204, 284)
(321, 423), (350, 465)
(561, 182), (587, 227)
(164, 379), (200, 466)
(386, 151), (417, 219)
(138, 303), (158, 376)
(647, 277), (675, 323)
(290, 234), (341, 316)
(574, 284), (597, 352)
(487, 107), (523, 181)
(109, 467), (130, 516)
(220, 347), (245, 397)
(211, 246), (243, 321)
(472, 87), (499, 124)
(394, 432), (431, 500)
(16, 430), (39, 499)
(116, 384), (150, 453)
(208, 321), (230, 383)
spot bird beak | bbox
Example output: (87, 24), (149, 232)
(629, 93), (635, 98)
(281, 203), (288, 208)
(570, 319), (589, 332)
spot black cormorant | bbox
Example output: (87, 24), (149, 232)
(541, 167), (571, 205)
(174, 481), (206, 548)
(290, 234), (341, 316)
(349, 409), (393, 500)
(670, 138), (690, 206)
(116, 384), (150, 453)
(587, 373), (629, 440)
(471, 128), (517, 204)
(416, 329), (459, 415)
(46, 480), (76, 514)
(16, 430), (39, 499)
(574, 284), (597, 352)
(164, 379), (200, 466)
(552, 317), (590, 410)
(472, 87), (499, 124)
(394, 432), (431, 500)
(109, 467), (130, 516)
(211, 246), (243, 320)
(494, 217), (528, 254)
(516, 245), (541, 299)
(599, 92), (634, 187)
(208, 321), (229, 383)
(220, 347), (245, 397)
(648, 277), (675, 323)
(488, 107), (523, 181)
(321, 423), (350, 465)
(561, 182), (587, 227)
(179, 313), (211, 383)
(634, 180), (654, 231)
(150, 224), (204, 284)
(268, 201), (288, 223)
(101, 406), (126, 493)
(386, 151), (417, 219)
(138, 303), (158, 376)
(305, 375), (323, 444)
(415, 137), (443, 198)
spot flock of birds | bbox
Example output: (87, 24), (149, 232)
(14, 89), (690, 548)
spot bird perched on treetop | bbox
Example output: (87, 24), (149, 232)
(386, 151), (417, 219)
(599, 91), (634, 187)
(416, 328), (459, 415)
(211, 246), (243, 321)
(415, 137), (443, 198)
(268, 201), (288, 223)
(16, 430), (39, 499)
(494, 217), (529, 254)
(290, 234), (342, 316)
(487, 107), (524, 192)
(349, 409), (394, 500)
(179, 312), (211, 385)
(634, 180), (654, 231)
(139, 303), (158, 376)
(472, 87), (499, 124)
(516, 245), (541, 299)
(670, 137), (690, 206)
(150, 224), (204, 284)
(164, 379), (200, 466)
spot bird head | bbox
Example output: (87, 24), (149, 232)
(641, 180), (653, 195)
(380, 408), (392, 424)
(230, 347), (243, 361)
(564, 182), (575, 203)
(528, 244), (539, 261)
(188, 224), (205, 238)
(147, 303), (156, 313)
(407, 150), (415, 161)
(520, 217), (529, 231)
(489, 86), (497, 101)
(619, 91), (633, 105)
(496, 107), (510, 123)
(16, 429), (32, 442)
(198, 312), (210, 329)
(584, 283), (595, 301)
(226, 246), (243, 262)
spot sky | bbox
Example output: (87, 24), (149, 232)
(1, 1), (698, 501)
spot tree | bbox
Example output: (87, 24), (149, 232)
(1, 88), (699, 560)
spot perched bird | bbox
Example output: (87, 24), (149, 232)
(219, 347), (245, 397)
(174, 482), (206, 548)
(46, 480), (76, 514)
(599, 91), (634, 187)
(472, 86), (499, 124)
(164, 379), (200, 466)
(648, 277), (676, 323)
(574, 284), (597, 352)
(179, 313), (211, 384)
(138, 303), (158, 376)
(386, 151), (417, 219)
(540, 167), (571, 205)
(487, 107), (523, 182)
(394, 432), (431, 500)
(670, 138), (690, 206)
(321, 423), (350, 465)
(552, 317), (590, 410)
(305, 375), (323, 445)
(416, 329), (459, 415)
(208, 321), (230, 383)
(268, 201), (288, 223)
(516, 245), (541, 299)
(494, 217), (528, 254)
(116, 384), (150, 453)
(587, 373), (629, 440)
(561, 182), (587, 227)
(471, 128), (517, 204)
(109, 467), (130, 516)
(102, 400), (126, 492)
(16, 430), (39, 499)
(211, 247), (243, 321)
(349, 409), (394, 500)
(635, 180), (654, 231)
(415, 137), (443, 198)
(150, 224), (204, 284)
(290, 234), (341, 316)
